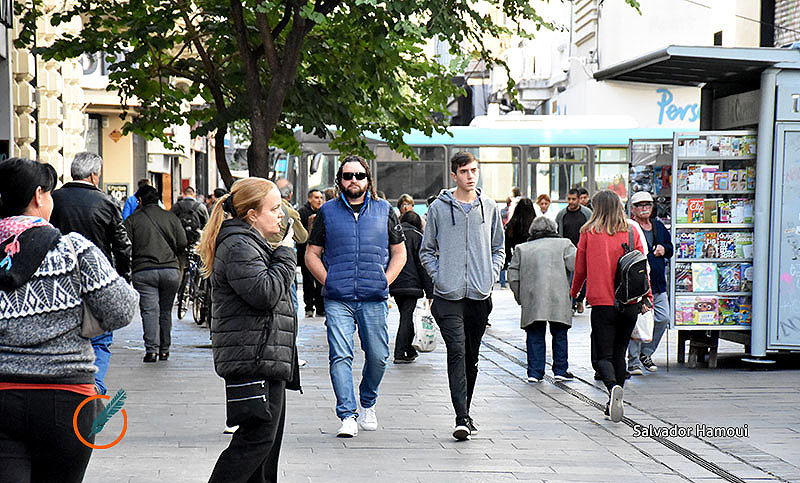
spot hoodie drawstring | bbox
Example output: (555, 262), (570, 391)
(447, 197), (485, 225)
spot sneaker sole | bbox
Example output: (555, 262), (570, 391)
(553, 376), (574, 382)
(453, 426), (470, 441)
(336, 430), (357, 438)
(610, 386), (624, 423)
(644, 366), (658, 372)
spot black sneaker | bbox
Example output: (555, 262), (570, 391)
(465, 417), (478, 434)
(453, 424), (470, 441)
(553, 372), (574, 382)
(640, 354), (658, 372)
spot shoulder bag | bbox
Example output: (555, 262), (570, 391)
(65, 236), (105, 338)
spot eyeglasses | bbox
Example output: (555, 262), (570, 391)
(341, 172), (367, 181)
(633, 202), (653, 207)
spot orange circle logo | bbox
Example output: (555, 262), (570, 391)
(72, 394), (128, 449)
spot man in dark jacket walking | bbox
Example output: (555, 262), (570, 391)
(627, 191), (673, 374)
(305, 155), (407, 438)
(555, 188), (593, 313)
(390, 211), (434, 363)
(297, 188), (325, 318)
(50, 152), (132, 395)
(171, 186), (209, 245)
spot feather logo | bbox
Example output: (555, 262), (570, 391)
(89, 388), (127, 436)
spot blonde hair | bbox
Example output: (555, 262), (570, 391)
(580, 190), (629, 235)
(197, 178), (276, 277)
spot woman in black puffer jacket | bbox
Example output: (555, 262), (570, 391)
(198, 177), (299, 483)
(389, 211), (433, 363)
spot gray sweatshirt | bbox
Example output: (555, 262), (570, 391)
(420, 188), (505, 301)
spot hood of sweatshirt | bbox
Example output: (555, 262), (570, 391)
(436, 188), (486, 226)
(0, 226), (61, 292)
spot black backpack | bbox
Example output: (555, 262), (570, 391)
(614, 228), (650, 308)
(175, 200), (202, 243)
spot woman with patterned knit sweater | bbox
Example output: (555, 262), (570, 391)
(0, 158), (138, 483)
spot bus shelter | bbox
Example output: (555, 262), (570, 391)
(595, 45), (800, 362)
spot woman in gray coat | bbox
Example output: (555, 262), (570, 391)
(508, 216), (576, 383)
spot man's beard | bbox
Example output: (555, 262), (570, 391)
(344, 185), (365, 199)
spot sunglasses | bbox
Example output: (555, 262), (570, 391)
(341, 172), (367, 181)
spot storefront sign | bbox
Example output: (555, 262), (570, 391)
(712, 90), (760, 129)
(106, 184), (128, 204)
(657, 88), (699, 125)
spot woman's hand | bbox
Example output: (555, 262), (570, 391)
(278, 225), (295, 248)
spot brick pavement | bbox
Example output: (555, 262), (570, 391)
(82, 288), (800, 482)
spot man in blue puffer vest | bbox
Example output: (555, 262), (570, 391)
(305, 155), (407, 438)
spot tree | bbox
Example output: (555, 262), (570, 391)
(18, 0), (640, 187)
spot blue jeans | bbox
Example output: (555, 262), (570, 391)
(628, 291), (670, 368)
(499, 269), (507, 287)
(91, 332), (113, 394)
(324, 298), (389, 420)
(525, 321), (569, 379)
(290, 282), (299, 315)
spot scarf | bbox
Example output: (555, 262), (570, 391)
(0, 216), (52, 270)
(528, 229), (560, 242)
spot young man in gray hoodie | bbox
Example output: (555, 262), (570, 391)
(420, 151), (505, 441)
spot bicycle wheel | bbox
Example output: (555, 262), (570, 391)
(192, 274), (208, 325)
(176, 270), (191, 319)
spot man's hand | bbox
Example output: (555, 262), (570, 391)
(653, 244), (665, 257)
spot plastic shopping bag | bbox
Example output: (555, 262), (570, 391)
(412, 300), (438, 352)
(631, 309), (654, 343)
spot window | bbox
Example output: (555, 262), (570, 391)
(307, 153), (339, 192)
(453, 146), (519, 201)
(375, 146), (445, 200)
(527, 147), (588, 201)
(594, 148), (629, 201)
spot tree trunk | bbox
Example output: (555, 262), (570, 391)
(214, 125), (234, 189)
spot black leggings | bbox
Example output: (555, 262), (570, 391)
(590, 305), (638, 392)
(0, 389), (96, 483)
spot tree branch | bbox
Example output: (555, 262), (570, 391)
(255, 11), (279, 72)
(271, 3), (292, 39)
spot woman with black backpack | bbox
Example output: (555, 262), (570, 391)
(570, 190), (651, 423)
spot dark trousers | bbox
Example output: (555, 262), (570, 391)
(525, 321), (569, 379)
(394, 296), (420, 359)
(132, 268), (181, 353)
(209, 381), (287, 483)
(300, 263), (324, 314)
(0, 389), (96, 483)
(591, 305), (638, 392)
(431, 296), (492, 425)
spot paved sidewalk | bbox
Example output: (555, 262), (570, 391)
(83, 288), (800, 482)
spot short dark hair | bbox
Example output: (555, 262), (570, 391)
(400, 210), (423, 231)
(0, 158), (58, 217)
(137, 178), (150, 190)
(450, 151), (477, 174)
(577, 187), (589, 197)
(567, 188), (579, 197)
(136, 185), (161, 206)
(307, 188), (322, 198)
(213, 187), (228, 198)
(511, 186), (521, 197)
(183, 186), (195, 196)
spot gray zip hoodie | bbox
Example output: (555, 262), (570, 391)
(420, 188), (505, 301)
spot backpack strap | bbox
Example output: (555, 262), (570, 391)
(628, 227), (634, 253)
(141, 208), (177, 254)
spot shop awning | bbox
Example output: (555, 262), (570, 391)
(594, 45), (800, 87)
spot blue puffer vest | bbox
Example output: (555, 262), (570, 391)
(321, 193), (390, 301)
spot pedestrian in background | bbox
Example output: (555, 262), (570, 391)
(508, 216), (576, 383)
(323, 187), (336, 201)
(570, 190), (651, 422)
(50, 151), (132, 395)
(577, 187), (592, 210)
(171, 186), (209, 246)
(269, 179), (309, 317)
(504, 198), (535, 278)
(122, 178), (151, 220)
(297, 188), (326, 318)
(0, 158), (137, 482)
(534, 193), (557, 221)
(199, 178), (299, 483)
(556, 188), (593, 314)
(421, 151), (505, 441)
(124, 185), (187, 363)
(305, 156), (407, 438)
(390, 210), (434, 364)
(626, 191), (673, 375)
(397, 193), (415, 216)
(206, 187), (229, 212)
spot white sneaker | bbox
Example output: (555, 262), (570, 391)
(360, 406), (378, 431)
(527, 376), (541, 383)
(609, 385), (624, 423)
(223, 425), (239, 434)
(298, 359), (307, 368)
(337, 416), (358, 437)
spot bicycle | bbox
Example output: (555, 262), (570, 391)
(192, 274), (212, 327)
(176, 248), (203, 322)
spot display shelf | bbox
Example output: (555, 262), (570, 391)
(677, 190), (755, 195)
(670, 130), (756, 332)
(676, 155), (756, 161)
(674, 223), (753, 229)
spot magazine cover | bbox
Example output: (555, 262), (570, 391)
(740, 263), (754, 291)
(736, 233), (754, 258)
(692, 262), (718, 292)
(701, 232), (718, 258)
(718, 263), (741, 292)
(717, 232), (736, 258)
(718, 297), (742, 325)
(688, 198), (704, 223)
(693, 297), (719, 324)
(703, 199), (719, 223)
(676, 198), (689, 223)
(676, 263), (693, 291)
(679, 232), (695, 258)
(675, 298), (696, 325)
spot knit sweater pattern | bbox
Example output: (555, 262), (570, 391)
(0, 233), (138, 384)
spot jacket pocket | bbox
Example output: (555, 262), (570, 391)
(225, 380), (270, 427)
